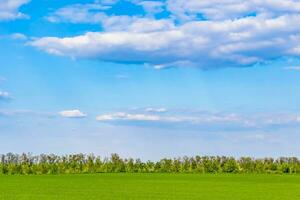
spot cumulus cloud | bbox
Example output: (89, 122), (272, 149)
(47, 3), (173, 33)
(30, 0), (300, 69)
(0, 0), (30, 21)
(167, 0), (300, 21)
(59, 110), (87, 118)
(31, 14), (300, 69)
(46, 0), (300, 23)
(46, 2), (110, 24)
(138, 1), (165, 15)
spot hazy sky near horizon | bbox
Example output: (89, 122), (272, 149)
(1, 0), (300, 159)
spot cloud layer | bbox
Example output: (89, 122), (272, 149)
(25, 0), (300, 69)
(96, 109), (300, 131)
(167, 0), (300, 21)
(0, 0), (30, 21)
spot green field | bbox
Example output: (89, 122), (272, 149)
(0, 174), (300, 200)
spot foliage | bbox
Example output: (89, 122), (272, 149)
(1, 153), (300, 175)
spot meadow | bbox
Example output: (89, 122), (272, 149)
(0, 173), (300, 200)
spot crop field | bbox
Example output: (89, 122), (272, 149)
(0, 174), (300, 200)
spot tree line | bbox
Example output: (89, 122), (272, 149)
(0, 153), (299, 175)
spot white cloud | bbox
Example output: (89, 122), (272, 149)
(96, 111), (241, 124)
(54, 0), (300, 23)
(46, 0), (163, 26)
(97, 112), (162, 121)
(59, 110), (87, 118)
(0, 91), (10, 100)
(96, 16), (174, 32)
(27, 0), (300, 68)
(138, 1), (165, 15)
(31, 14), (300, 69)
(167, 0), (300, 21)
(96, 110), (300, 131)
(0, 0), (30, 21)
(46, 2), (110, 24)
(47, 4), (173, 33)
(145, 107), (167, 113)
(100, 0), (119, 5)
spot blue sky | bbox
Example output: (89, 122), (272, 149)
(1, 0), (300, 159)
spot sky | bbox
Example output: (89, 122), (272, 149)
(1, 0), (300, 160)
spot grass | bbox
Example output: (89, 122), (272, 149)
(0, 173), (300, 199)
